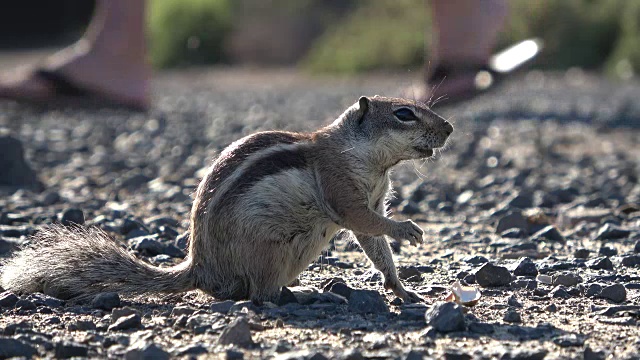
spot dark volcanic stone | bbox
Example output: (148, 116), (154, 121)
(467, 321), (494, 334)
(503, 308), (522, 323)
(621, 255), (640, 267)
(513, 257), (538, 277)
(443, 349), (472, 360)
(552, 273), (583, 287)
(574, 248), (591, 259)
(550, 285), (571, 299)
(501, 228), (526, 239)
(595, 224), (631, 240)
(531, 225), (565, 242)
(507, 192), (534, 209)
(634, 240), (640, 253)
(502, 349), (548, 360)
(277, 287), (299, 306)
(496, 211), (529, 234)
(475, 263), (512, 287)
(125, 343), (170, 360)
(129, 235), (165, 256)
(552, 334), (585, 347)
(462, 255), (489, 265)
(586, 257), (614, 270)
(583, 347), (606, 360)
(55, 341), (89, 359)
(598, 284), (626, 303)
(329, 282), (353, 299)
(60, 208), (85, 226)
(92, 292), (121, 310)
(586, 283), (603, 297)
(348, 290), (388, 314)
(0, 135), (42, 190)
(210, 300), (235, 314)
(0, 291), (19, 308)
(0, 337), (37, 358)
(15, 299), (36, 311)
(598, 245), (618, 257)
(218, 318), (253, 347)
(424, 302), (465, 333)
(108, 313), (142, 331)
(398, 266), (422, 282)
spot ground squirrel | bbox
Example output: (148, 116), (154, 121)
(1, 96), (453, 303)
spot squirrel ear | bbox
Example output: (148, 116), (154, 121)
(358, 96), (369, 125)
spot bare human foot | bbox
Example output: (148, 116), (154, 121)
(0, 40), (151, 110)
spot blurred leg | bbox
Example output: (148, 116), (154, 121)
(424, 0), (508, 103)
(431, 0), (508, 66)
(0, 0), (150, 109)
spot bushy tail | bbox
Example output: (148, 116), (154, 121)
(0, 225), (194, 301)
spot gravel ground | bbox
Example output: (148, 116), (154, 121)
(0, 67), (639, 359)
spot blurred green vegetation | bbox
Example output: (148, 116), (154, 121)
(148, 0), (640, 78)
(148, 0), (232, 68)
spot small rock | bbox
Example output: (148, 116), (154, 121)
(108, 313), (142, 331)
(175, 232), (190, 251)
(496, 211), (529, 234)
(0, 337), (37, 358)
(443, 349), (472, 360)
(129, 235), (165, 256)
(398, 266), (422, 282)
(218, 318), (253, 347)
(512, 257), (538, 277)
(171, 306), (197, 317)
(621, 255), (640, 267)
(475, 263), (512, 287)
(501, 349), (548, 360)
(501, 228), (526, 239)
(552, 334), (585, 347)
(573, 248), (591, 259)
(531, 225), (565, 242)
(278, 287), (299, 306)
(125, 343), (170, 360)
(111, 307), (139, 323)
(405, 349), (427, 360)
(550, 285), (571, 299)
(329, 282), (353, 299)
(0, 291), (19, 308)
(424, 302), (465, 333)
(595, 224), (631, 240)
(586, 283), (603, 297)
(507, 295), (523, 308)
(225, 349), (244, 360)
(92, 292), (121, 310)
(60, 208), (85, 226)
(545, 304), (557, 312)
(586, 257), (614, 270)
(15, 299), (36, 311)
(599, 283), (626, 303)
(348, 290), (388, 314)
(55, 341), (89, 359)
(462, 255), (489, 265)
(467, 322), (494, 335)
(634, 240), (640, 253)
(552, 273), (583, 287)
(176, 344), (208, 356)
(598, 245), (617, 257)
(503, 308), (522, 323)
(71, 320), (96, 331)
(210, 300), (235, 314)
(583, 346), (606, 360)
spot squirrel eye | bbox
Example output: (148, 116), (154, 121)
(393, 108), (418, 122)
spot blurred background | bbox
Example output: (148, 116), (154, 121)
(0, 0), (638, 79)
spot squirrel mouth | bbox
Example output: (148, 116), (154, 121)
(414, 146), (434, 157)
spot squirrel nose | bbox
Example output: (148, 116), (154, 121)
(443, 121), (454, 136)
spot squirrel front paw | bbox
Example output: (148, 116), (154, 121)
(389, 220), (424, 246)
